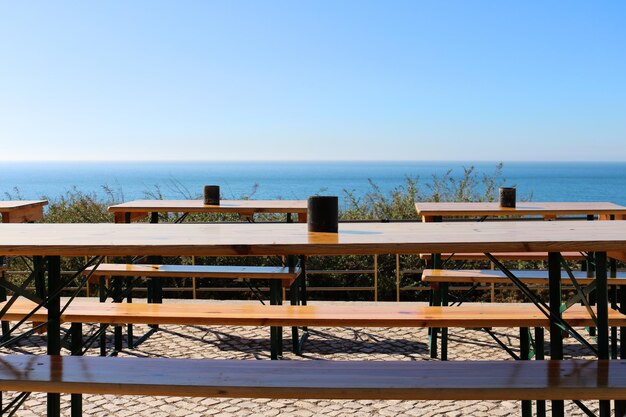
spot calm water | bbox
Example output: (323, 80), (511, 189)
(1, 161), (625, 206)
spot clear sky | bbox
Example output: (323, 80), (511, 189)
(1, 1), (625, 161)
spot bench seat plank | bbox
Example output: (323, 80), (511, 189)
(84, 264), (301, 290)
(419, 252), (586, 261)
(2, 355), (626, 400)
(86, 264), (301, 280)
(2, 300), (625, 328)
(422, 269), (626, 285)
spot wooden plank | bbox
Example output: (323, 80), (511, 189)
(108, 200), (308, 214)
(608, 251), (626, 262)
(85, 263), (300, 287)
(0, 200), (47, 223)
(2, 221), (626, 257)
(85, 264), (301, 280)
(419, 251), (587, 261)
(114, 212), (149, 223)
(421, 269), (626, 285)
(415, 202), (626, 218)
(2, 355), (626, 400)
(2, 300), (623, 328)
(0, 200), (48, 211)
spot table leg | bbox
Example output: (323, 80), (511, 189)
(547, 252), (564, 417)
(617, 285), (626, 417)
(520, 327), (532, 417)
(70, 322), (82, 417)
(595, 252), (611, 417)
(269, 280), (283, 360)
(112, 276), (123, 352)
(535, 327), (546, 417)
(429, 250), (443, 359)
(0, 257), (9, 336)
(287, 253), (300, 354)
(47, 255), (61, 417)
(297, 256), (309, 354)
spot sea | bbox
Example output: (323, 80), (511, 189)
(1, 161), (625, 206)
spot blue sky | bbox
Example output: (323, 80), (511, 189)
(1, 1), (625, 161)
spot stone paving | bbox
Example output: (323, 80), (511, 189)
(1, 300), (602, 416)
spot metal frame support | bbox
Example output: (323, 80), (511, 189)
(547, 252), (564, 417)
(269, 279), (283, 360)
(0, 260), (10, 336)
(428, 216), (443, 359)
(535, 327), (546, 417)
(46, 255), (61, 417)
(71, 322), (83, 417)
(617, 285), (626, 417)
(595, 252), (611, 417)
(520, 327), (532, 417)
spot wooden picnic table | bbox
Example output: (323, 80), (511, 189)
(0, 200), (48, 223)
(108, 199), (308, 223)
(414, 201), (626, 365)
(0, 220), (624, 416)
(415, 201), (626, 222)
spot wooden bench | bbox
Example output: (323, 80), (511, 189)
(83, 263), (301, 297)
(1, 355), (626, 417)
(3, 299), (626, 360)
(419, 251), (587, 262)
(421, 269), (626, 286)
(84, 263), (303, 353)
(4, 299), (625, 329)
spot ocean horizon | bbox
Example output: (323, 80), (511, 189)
(1, 160), (626, 206)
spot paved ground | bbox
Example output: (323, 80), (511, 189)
(1, 300), (601, 416)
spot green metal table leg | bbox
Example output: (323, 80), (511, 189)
(46, 256), (61, 417)
(298, 255), (309, 354)
(429, 249), (442, 359)
(535, 327), (546, 417)
(0, 260), (10, 337)
(617, 285), (626, 417)
(520, 327), (532, 417)
(126, 276), (134, 349)
(99, 276), (107, 356)
(286, 215), (301, 354)
(440, 281), (449, 361)
(112, 276), (123, 352)
(269, 280), (283, 360)
(289, 263), (300, 354)
(611, 285), (618, 359)
(587, 251), (597, 337)
(70, 322), (83, 417)
(548, 252), (564, 417)
(34, 256), (46, 300)
(595, 252), (611, 417)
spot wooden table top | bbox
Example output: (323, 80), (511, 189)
(108, 199), (308, 213)
(415, 201), (626, 219)
(1, 220), (626, 257)
(0, 200), (48, 212)
(0, 200), (48, 223)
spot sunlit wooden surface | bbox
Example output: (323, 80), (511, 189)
(109, 199), (308, 222)
(1, 220), (626, 257)
(2, 300), (624, 328)
(416, 201), (626, 221)
(2, 355), (626, 400)
(422, 269), (626, 285)
(0, 200), (48, 223)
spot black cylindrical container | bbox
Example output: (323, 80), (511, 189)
(499, 187), (516, 208)
(307, 196), (339, 233)
(203, 185), (220, 205)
